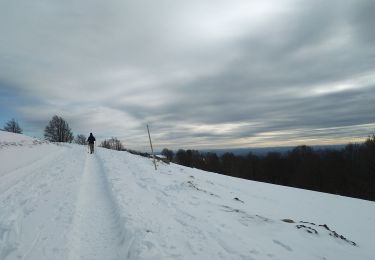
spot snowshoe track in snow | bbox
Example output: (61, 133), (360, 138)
(68, 154), (125, 260)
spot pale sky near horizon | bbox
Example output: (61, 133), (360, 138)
(1, 0), (375, 151)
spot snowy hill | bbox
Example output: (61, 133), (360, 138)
(0, 132), (374, 260)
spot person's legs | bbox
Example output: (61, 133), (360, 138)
(90, 143), (94, 154)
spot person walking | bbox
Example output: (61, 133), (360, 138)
(87, 133), (96, 154)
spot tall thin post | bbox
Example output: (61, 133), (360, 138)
(147, 124), (157, 170)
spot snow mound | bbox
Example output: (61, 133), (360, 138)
(0, 131), (35, 142)
(0, 131), (46, 148)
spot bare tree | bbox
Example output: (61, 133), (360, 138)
(4, 118), (23, 134)
(161, 148), (174, 161)
(100, 137), (124, 151)
(44, 115), (74, 142)
(75, 134), (87, 145)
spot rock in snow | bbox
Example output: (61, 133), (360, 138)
(0, 132), (374, 259)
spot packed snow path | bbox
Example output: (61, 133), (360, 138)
(1, 132), (375, 260)
(68, 154), (124, 259)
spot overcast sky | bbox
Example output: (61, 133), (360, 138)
(1, 0), (375, 150)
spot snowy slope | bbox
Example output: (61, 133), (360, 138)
(0, 132), (374, 260)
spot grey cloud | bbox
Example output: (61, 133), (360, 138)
(0, 0), (374, 149)
(350, 0), (375, 44)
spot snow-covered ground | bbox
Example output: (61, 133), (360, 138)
(0, 132), (374, 260)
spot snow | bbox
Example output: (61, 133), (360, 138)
(0, 131), (36, 143)
(0, 132), (375, 260)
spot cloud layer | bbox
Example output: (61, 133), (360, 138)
(1, 0), (375, 150)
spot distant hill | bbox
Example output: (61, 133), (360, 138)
(201, 144), (346, 156)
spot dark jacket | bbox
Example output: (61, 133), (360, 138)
(87, 134), (96, 144)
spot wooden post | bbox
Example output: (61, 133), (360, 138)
(147, 124), (157, 170)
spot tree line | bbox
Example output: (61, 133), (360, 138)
(162, 136), (375, 201)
